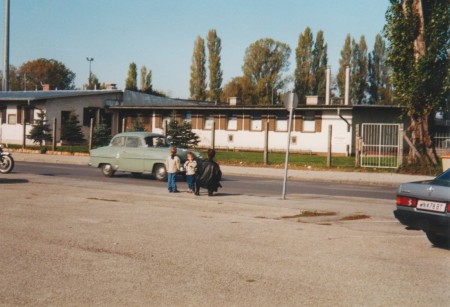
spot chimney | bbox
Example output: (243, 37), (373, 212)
(229, 97), (241, 106)
(42, 84), (51, 91)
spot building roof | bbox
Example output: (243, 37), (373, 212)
(0, 89), (122, 102)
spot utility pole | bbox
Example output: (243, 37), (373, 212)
(2, 0), (10, 91)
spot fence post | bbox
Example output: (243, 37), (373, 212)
(355, 124), (360, 167)
(211, 121), (215, 149)
(89, 118), (94, 151)
(327, 125), (332, 168)
(52, 117), (57, 151)
(264, 121), (269, 165)
(398, 124), (404, 168)
(22, 108), (26, 149)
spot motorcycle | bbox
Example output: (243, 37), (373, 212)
(0, 144), (14, 173)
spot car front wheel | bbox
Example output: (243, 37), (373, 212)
(425, 231), (450, 248)
(101, 164), (115, 177)
(154, 164), (167, 181)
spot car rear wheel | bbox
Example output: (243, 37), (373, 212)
(154, 164), (167, 182)
(101, 164), (115, 177)
(425, 231), (450, 248)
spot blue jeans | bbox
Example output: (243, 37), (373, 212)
(167, 173), (177, 192)
(186, 175), (196, 191)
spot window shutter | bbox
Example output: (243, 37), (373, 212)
(315, 113), (322, 132)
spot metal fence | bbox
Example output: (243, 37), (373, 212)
(360, 123), (402, 169)
(434, 132), (450, 156)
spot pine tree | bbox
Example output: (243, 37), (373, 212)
(368, 34), (392, 104)
(337, 34), (352, 99)
(125, 62), (138, 91)
(60, 112), (85, 146)
(207, 29), (223, 102)
(190, 36), (207, 101)
(166, 120), (200, 148)
(27, 110), (52, 147)
(92, 123), (112, 148)
(311, 30), (328, 99)
(294, 27), (314, 103)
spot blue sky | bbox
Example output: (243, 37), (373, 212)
(1, 0), (389, 98)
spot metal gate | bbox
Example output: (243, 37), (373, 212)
(360, 123), (402, 169)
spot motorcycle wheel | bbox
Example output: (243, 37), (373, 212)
(0, 155), (14, 173)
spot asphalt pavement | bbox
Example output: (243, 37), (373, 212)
(11, 151), (434, 187)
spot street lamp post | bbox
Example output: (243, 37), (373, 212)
(86, 57), (94, 87)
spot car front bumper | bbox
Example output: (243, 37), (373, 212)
(394, 209), (450, 236)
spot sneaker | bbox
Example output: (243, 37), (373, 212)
(173, 190), (180, 193)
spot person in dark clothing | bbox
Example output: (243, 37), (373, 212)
(195, 149), (222, 196)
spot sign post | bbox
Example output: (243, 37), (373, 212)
(282, 92), (298, 200)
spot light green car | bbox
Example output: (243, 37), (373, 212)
(89, 132), (200, 181)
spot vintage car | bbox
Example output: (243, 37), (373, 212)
(89, 132), (200, 181)
(394, 168), (450, 248)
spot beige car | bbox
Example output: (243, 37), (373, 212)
(89, 132), (200, 181)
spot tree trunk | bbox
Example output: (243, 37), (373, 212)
(408, 114), (438, 166)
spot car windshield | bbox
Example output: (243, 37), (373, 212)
(144, 136), (169, 148)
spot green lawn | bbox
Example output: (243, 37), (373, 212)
(213, 151), (356, 170)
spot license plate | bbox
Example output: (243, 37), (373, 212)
(417, 200), (447, 213)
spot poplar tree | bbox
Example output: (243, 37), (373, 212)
(140, 65), (147, 92)
(140, 65), (152, 93)
(368, 34), (392, 104)
(385, 0), (449, 167)
(350, 36), (368, 104)
(311, 30), (328, 99)
(243, 38), (291, 105)
(337, 34), (352, 99)
(294, 27), (314, 103)
(125, 62), (138, 91)
(190, 36), (207, 101)
(207, 29), (223, 102)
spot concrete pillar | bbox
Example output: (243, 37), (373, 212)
(344, 66), (350, 105)
(325, 67), (331, 105)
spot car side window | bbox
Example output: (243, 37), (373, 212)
(126, 137), (140, 148)
(111, 136), (125, 147)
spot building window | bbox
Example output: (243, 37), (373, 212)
(228, 134), (234, 142)
(303, 111), (316, 132)
(291, 136), (297, 144)
(227, 116), (237, 130)
(185, 112), (192, 123)
(83, 107), (99, 126)
(8, 114), (17, 125)
(251, 116), (262, 131)
(276, 116), (288, 131)
(204, 116), (214, 130)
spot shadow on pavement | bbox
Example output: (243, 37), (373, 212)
(0, 178), (29, 184)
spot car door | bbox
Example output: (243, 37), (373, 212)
(142, 136), (169, 172)
(118, 136), (145, 172)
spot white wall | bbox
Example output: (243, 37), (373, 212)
(159, 111), (354, 154)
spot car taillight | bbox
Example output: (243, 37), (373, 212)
(396, 196), (417, 207)
(447, 203), (450, 212)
